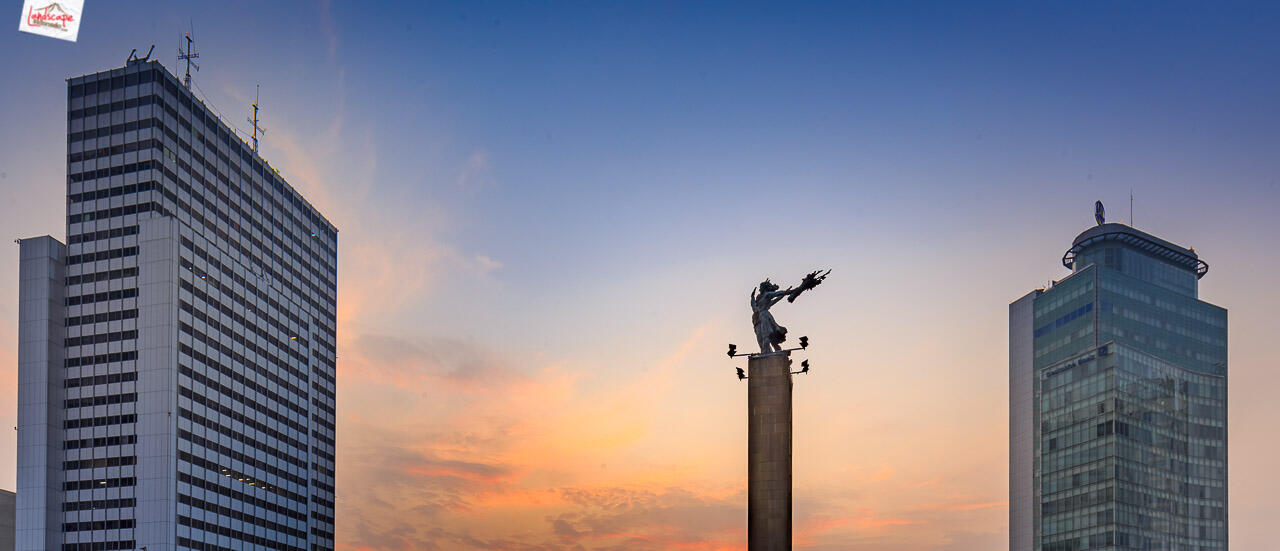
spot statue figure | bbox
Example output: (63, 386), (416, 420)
(751, 269), (830, 354)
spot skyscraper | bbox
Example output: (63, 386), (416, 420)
(1010, 216), (1227, 550)
(16, 60), (338, 551)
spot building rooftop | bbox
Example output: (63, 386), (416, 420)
(1063, 223), (1208, 279)
(67, 60), (338, 237)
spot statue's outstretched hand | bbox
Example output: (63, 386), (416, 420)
(787, 269), (831, 302)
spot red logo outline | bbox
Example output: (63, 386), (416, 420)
(26, 3), (75, 31)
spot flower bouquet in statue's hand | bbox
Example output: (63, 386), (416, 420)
(787, 269), (831, 303)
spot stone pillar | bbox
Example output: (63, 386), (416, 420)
(748, 352), (792, 551)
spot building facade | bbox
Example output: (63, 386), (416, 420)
(17, 60), (338, 551)
(1010, 221), (1227, 551)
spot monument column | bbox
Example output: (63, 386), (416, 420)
(748, 351), (792, 551)
(733, 269), (827, 551)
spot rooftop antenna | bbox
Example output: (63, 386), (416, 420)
(247, 85), (267, 152)
(127, 45), (155, 66)
(178, 25), (199, 89)
(1129, 188), (1134, 227)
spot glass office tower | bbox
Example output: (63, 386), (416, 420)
(1010, 221), (1227, 551)
(17, 60), (338, 551)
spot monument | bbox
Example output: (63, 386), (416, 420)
(728, 269), (829, 551)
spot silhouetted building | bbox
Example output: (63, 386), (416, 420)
(1, 489), (14, 551)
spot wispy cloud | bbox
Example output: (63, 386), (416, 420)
(456, 151), (496, 190)
(318, 0), (340, 61)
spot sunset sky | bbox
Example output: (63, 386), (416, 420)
(3, 2), (1280, 549)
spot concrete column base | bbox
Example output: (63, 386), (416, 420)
(748, 351), (792, 551)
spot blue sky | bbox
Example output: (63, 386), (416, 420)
(2, 2), (1279, 549)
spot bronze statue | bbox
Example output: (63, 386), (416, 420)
(751, 270), (830, 354)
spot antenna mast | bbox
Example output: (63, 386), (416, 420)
(177, 31), (200, 89)
(247, 85), (267, 152)
(1130, 188), (1134, 227)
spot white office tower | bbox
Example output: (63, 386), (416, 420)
(17, 60), (338, 551)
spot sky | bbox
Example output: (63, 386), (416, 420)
(1, 1), (1279, 549)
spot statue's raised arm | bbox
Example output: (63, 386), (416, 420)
(750, 269), (831, 354)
